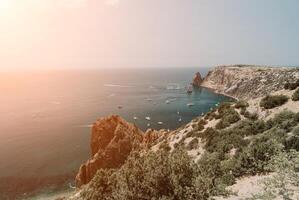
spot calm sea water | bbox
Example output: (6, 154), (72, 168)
(0, 68), (232, 198)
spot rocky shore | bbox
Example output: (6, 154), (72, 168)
(200, 65), (299, 100)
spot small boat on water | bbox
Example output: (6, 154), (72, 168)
(157, 122), (163, 125)
(187, 103), (194, 107)
(178, 118), (182, 122)
(147, 123), (151, 127)
(145, 117), (151, 121)
(165, 98), (177, 104)
(177, 111), (180, 115)
(133, 116), (138, 120)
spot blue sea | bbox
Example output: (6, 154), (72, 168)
(0, 67), (233, 198)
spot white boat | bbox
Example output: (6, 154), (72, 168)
(187, 103), (194, 107)
(178, 118), (182, 122)
(133, 117), (138, 120)
(157, 122), (163, 125)
(145, 117), (151, 121)
(147, 123), (151, 127)
(165, 98), (176, 104)
(177, 111), (180, 115)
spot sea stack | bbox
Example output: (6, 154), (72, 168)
(75, 115), (144, 187)
(192, 72), (203, 87)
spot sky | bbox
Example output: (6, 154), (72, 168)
(0, 0), (299, 69)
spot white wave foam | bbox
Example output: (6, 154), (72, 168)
(166, 83), (181, 90)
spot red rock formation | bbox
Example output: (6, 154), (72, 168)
(75, 115), (144, 187)
(192, 72), (203, 87)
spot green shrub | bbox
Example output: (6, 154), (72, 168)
(284, 125), (299, 151)
(240, 107), (246, 115)
(234, 101), (249, 109)
(291, 88), (299, 101)
(266, 110), (298, 132)
(284, 79), (299, 90)
(215, 108), (241, 130)
(233, 135), (283, 175)
(244, 111), (258, 121)
(159, 142), (171, 151)
(81, 149), (212, 200)
(187, 138), (199, 150)
(249, 151), (299, 200)
(260, 95), (289, 109)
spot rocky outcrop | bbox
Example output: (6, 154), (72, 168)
(201, 65), (299, 100)
(75, 115), (144, 187)
(192, 72), (203, 87)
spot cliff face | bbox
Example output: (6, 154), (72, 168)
(201, 65), (299, 100)
(75, 115), (163, 187)
(76, 115), (144, 187)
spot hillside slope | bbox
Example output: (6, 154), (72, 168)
(201, 65), (299, 100)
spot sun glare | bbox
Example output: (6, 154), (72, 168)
(0, 0), (13, 14)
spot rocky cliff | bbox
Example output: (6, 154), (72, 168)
(75, 115), (163, 187)
(201, 65), (299, 100)
(192, 72), (203, 87)
(75, 115), (144, 187)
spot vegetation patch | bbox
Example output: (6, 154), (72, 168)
(260, 95), (289, 109)
(292, 88), (299, 101)
(215, 105), (241, 130)
(234, 100), (249, 109)
(284, 79), (299, 90)
(187, 138), (199, 150)
(79, 109), (299, 200)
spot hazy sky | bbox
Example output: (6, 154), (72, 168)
(0, 0), (299, 69)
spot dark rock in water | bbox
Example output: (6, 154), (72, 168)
(75, 115), (144, 187)
(192, 72), (203, 87)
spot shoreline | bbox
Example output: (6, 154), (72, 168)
(199, 85), (239, 101)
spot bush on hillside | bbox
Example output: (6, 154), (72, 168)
(80, 149), (227, 200)
(260, 95), (288, 109)
(234, 101), (249, 109)
(240, 107), (246, 115)
(266, 110), (299, 132)
(233, 136), (283, 176)
(187, 138), (199, 150)
(284, 125), (299, 151)
(292, 88), (299, 101)
(249, 150), (299, 200)
(244, 111), (258, 121)
(284, 79), (299, 90)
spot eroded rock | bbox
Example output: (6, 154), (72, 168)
(75, 115), (143, 187)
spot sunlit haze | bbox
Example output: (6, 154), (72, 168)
(0, 0), (299, 70)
